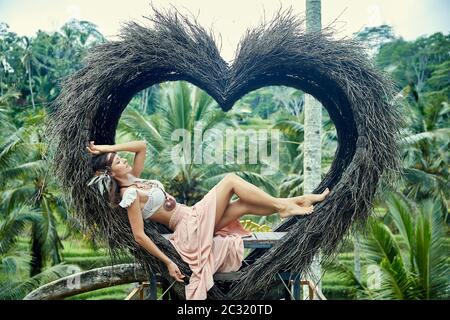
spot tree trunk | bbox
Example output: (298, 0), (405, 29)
(30, 223), (42, 277)
(27, 60), (35, 111)
(304, 0), (323, 297)
(23, 264), (148, 300)
(353, 234), (362, 299)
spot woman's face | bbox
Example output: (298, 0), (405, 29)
(109, 153), (132, 177)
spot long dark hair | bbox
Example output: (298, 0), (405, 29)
(90, 152), (121, 208)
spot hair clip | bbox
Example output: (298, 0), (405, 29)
(87, 169), (112, 195)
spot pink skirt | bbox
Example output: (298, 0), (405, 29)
(168, 185), (252, 300)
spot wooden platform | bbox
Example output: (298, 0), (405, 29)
(162, 231), (288, 249)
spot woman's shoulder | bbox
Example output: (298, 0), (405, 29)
(119, 187), (140, 209)
(119, 185), (137, 197)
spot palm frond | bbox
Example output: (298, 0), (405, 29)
(0, 128), (27, 171)
(400, 128), (450, 145)
(272, 119), (304, 137)
(118, 107), (165, 153)
(416, 199), (449, 299)
(324, 260), (370, 299)
(0, 205), (42, 255)
(402, 168), (449, 198)
(361, 219), (404, 268)
(385, 193), (415, 255)
(0, 185), (39, 214)
(1, 159), (48, 181)
(0, 263), (75, 300)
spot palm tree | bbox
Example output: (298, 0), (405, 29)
(304, 0), (323, 190)
(20, 35), (56, 111)
(0, 42), (14, 96)
(273, 102), (337, 196)
(363, 193), (448, 299)
(273, 112), (304, 198)
(304, 0), (324, 294)
(0, 112), (76, 298)
(20, 37), (39, 111)
(0, 110), (71, 276)
(117, 81), (277, 206)
(399, 91), (450, 201)
(0, 89), (21, 135)
(60, 19), (105, 48)
(0, 205), (73, 300)
(0, 204), (40, 299)
(270, 86), (304, 116)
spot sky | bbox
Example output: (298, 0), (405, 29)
(1, 0), (449, 62)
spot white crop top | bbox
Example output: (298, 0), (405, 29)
(118, 178), (167, 220)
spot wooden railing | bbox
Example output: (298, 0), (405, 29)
(301, 280), (327, 300)
(125, 278), (326, 300)
(125, 282), (150, 300)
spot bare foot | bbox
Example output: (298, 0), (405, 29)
(279, 201), (314, 219)
(301, 188), (330, 207)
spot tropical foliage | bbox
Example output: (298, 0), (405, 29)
(0, 20), (448, 299)
(330, 193), (448, 299)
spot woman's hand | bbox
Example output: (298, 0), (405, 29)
(166, 261), (185, 282)
(86, 141), (111, 155)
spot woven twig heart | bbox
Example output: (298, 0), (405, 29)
(46, 6), (402, 299)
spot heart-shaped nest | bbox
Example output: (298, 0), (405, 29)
(44, 5), (403, 299)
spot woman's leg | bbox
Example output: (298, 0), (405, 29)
(213, 174), (240, 228)
(213, 199), (270, 232)
(213, 173), (313, 227)
(214, 188), (331, 232)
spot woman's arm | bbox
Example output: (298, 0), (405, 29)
(126, 195), (185, 282)
(102, 140), (146, 153)
(87, 140), (147, 177)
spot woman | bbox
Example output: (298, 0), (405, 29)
(86, 140), (330, 299)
